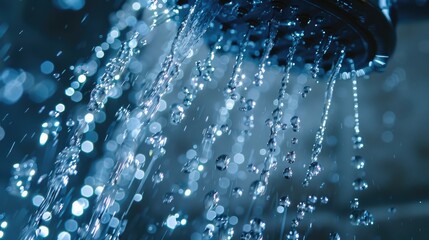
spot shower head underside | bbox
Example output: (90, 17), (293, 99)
(180, 0), (396, 79)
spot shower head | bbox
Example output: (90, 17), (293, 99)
(178, 0), (396, 79)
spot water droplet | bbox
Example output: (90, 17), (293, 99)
(286, 229), (299, 240)
(279, 196), (291, 208)
(291, 137), (298, 144)
(320, 196), (329, 204)
(352, 178), (368, 191)
(307, 195), (318, 204)
(285, 151), (296, 164)
(350, 198), (360, 209)
(182, 156), (199, 173)
(152, 170), (164, 184)
(232, 187), (243, 198)
(309, 161), (321, 176)
(7, 158), (38, 198)
(350, 209), (374, 226)
(203, 224), (215, 239)
(204, 190), (220, 209)
(220, 124), (230, 134)
(247, 164), (259, 174)
(249, 180), (266, 197)
(290, 116), (300, 132)
(163, 192), (174, 204)
(329, 232), (341, 240)
(250, 218), (265, 234)
(352, 134), (364, 149)
(170, 103), (185, 125)
(283, 167), (293, 179)
(66, 119), (75, 127)
(239, 99), (256, 112)
(216, 154), (230, 171)
(388, 207), (397, 214)
(301, 86), (312, 98)
(203, 124), (218, 143)
(351, 155), (365, 169)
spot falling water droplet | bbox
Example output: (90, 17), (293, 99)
(285, 151), (296, 164)
(170, 103), (185, 125)
(203, 224), (215, 239)
(350, 198), (360, 209)
(239, 99), (256, 112)
(204, 190), (220, 209)
(247, 164), (259, 174)
(7, 158), (38, 198)
(286, 229), (299, 240)
(351, 155), (365, 169)
(232, 187), (243, 198)
(352, 178), (368, 191)
(279, 196), (291, 208)
(250, 218), (265, 235)
(291, 137), (298, 145)
(283, 167), (293, 179)
(329, 232), (341, 240)
(301, 86), (312, 98)
(66, 119), (75, 127)
(152, 170), (164, 184)
(290, 116), (300, 132)
(163, 192), (174, 204)
(182, 156), (199, 174)
(320, 196), (329, 204)
(216, 154), (231, 171)
(350, 209), (374, 226)
(249, 180), (266, 197)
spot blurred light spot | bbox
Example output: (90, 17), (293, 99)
(58, 231), (71, 240)
(184, 189), (191, 196)
(81, 141), (94, 153)
(94, 186), (104, 196)
(77, 74), (86, 83)
(84, 113), (94, 123)
(226, 99), (234, 110)
(40, 61), (54, 74)
(38, 225), (49, 238)
(0, 221), (7, 229)
(32, 195), (45, 207)
(382, 131), (394, 143)
(54, 0), (86, 11)
(149, 122), (161, 133)
(42, 212), (52, 221)
(65, 87), (74, 96)
(55, 103), (65, 113)
(134, 169), (145, 180)
(71, 91), (82, 102)
(21, 190), (28, 198)
(0, 126), (5, 141)
(28, 79), (56, 103)
(166, 215), (178, 229)
(71, 201), (84, 216)
(383, 111), (396, 126)
(64, 219), (78, 232)
(39, 132), (49, 146)
(80, 185), (93, 198)
(109, 217), (120, 228)
(96, 51), (104, 58)
(132, 2), (141, 11)
(133, 194), (142, 202)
